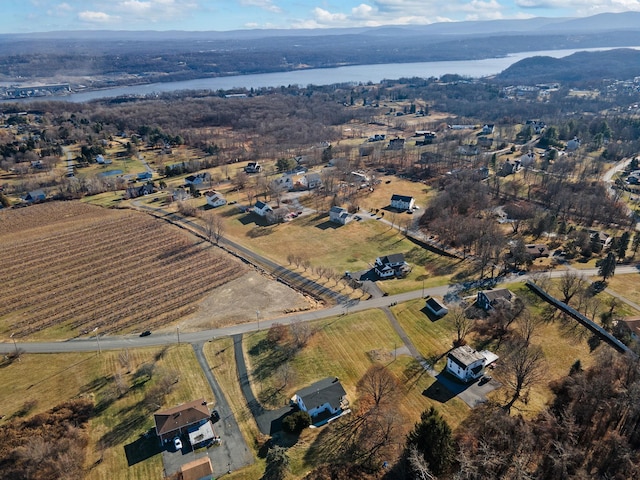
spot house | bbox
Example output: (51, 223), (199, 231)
(126, 183), (155, 198)
(500, 158), (521, 176)
(253, 200), (273, 217)
(350, 171), (370, 184)
(302, 172), (323, 190)
(244, 162), (262, 173)
(526, 120), (546, 134)
(180, 457), (214, 480)
(137, 171), (153, 181)
(519, 152), (535, 168)
(458, 145), (479, 156)
(425, 297), (448, 318)
(566, 137), (581, 151)
(482, 124), (495, 135)
(23, 189), (46, 203)
(291, 377), (348, 422)
(96, 154), (105, 164)
(185, 172), (210, 186)
(525, 244), (550, 259)
(390, 194), (415, 211)
(387, 138), (405, 150)
(272, 175), (294, 191)
(171, 187), (190, 202)
(590, 230), (612, 248)
(477, 289), (515, 311)
(154, 398), (210, 442)
(205, 191), (226, 208)
(446, 345), (486, 382)
(374, 253), (411, 278)
(329, 206), (351, 225)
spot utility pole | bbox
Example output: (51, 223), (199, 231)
(177, 326), (181, 345)
(10, 333), (20, 362)
(93, 327), (101, 354)
(256, 310), (260, 331)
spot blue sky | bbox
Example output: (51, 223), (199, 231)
(2, 1), (639, 33)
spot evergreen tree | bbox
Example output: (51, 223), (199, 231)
(406, 406), (455, 475)
(632, 231), (640, 257)
(263, 446), (290, 480)
(597, 252), (617, 281)
(617, 231), (631, 259)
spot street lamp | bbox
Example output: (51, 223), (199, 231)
(10, 333), (20, 362)
(92, 327), (101, 354)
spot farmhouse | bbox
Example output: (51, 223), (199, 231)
(126, 183), (155, 198)
(329, 206), (352, 225)
(500, 158), (521, 176)
(590, 230), (612, 248)
(205, 191), (227, 208)
(390, 194), (415, 211)
(253, 200), (273, 217)
(482, 124), (495, 134)
(477, 288), (516, 311)
(446, 345), (486, 382)
(154, 398), (211, 443)
(272, 175), (294, 191)
(374, 253), (410, 278)
(291, 377), (349, 424)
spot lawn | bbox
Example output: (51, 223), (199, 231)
(242, 309), (470, 476)
(593, 273), (640, 311)
(0, 344), (213, 480)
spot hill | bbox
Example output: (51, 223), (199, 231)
(496, 48), (640, 84)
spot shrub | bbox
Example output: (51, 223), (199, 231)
(282, 410), (311, 434)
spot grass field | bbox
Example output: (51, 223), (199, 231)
(242, 310), (469, 476)
(0, 344), (213, 480)
(0, 202), (246, 340)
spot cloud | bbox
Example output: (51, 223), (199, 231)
(239, 0), (282, 14)
(291, 0), (513, 28)
(515, 0), (640, 14)
(78, 11), (117, 23)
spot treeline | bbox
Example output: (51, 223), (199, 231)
(0, 399), (93, 480)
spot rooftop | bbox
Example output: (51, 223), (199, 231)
(154, 398), (210, 437)
(296, 377), (346, 413)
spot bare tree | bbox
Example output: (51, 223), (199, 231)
(357, 364), (401, 408)
(407, 444), (437, 480)
(202, 211), (225, 244)
(276, 362), (296, 390)
(450, 305), (473, 346)
(559, 270), (587, 305)
(290, 320), (313, 350)
(500, 341), (546, 412)
(118, 349), (131, 373)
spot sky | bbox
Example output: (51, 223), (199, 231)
(2, 0), (640, 33)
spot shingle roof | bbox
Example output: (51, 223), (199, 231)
(379, 253), (405, 265)
(448, 345), (485, 368)
(297, 377), (346, 412)
(481, 288), (514, 303)
(154, 398), (210, 437)
(391, 194), (413, 203)
(180, 456), (213, 480)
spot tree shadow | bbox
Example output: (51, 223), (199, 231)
(99, 408), (149, 449)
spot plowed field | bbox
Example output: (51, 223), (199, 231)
(0, 202), (246, 338)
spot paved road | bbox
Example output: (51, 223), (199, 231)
(3, 266), (638, 354)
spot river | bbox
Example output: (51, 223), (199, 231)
(9, 46), (640, 103)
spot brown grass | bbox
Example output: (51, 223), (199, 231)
(0, 202), (246, 339)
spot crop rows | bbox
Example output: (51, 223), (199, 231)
(1, 202), (246, 337)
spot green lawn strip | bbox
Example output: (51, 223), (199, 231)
(0, 345), (212, 480)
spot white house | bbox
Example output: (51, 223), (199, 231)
(329, 206), (351, 225)
(205, 191), (227, 208)
(185, 172), (210, 186)
(482, 124), (495, 135)
(253, 200), (273, 217)
(244, 162), (262, 173)
(446, 345), (486, 382)
(301, 172), (323, 190)
(425, 297), (448, 318)
(374, 253), (410, 278)
(291, 377), (348, 421)
(390, 194), (415, 211)
(272, 175), (294, 191)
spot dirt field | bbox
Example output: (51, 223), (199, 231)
(0, 202), (249, 339)
(175, 270), (314, 332)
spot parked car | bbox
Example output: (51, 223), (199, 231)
(140, 330), (151, 337)
(173, 437), (182, 450)
(211, 409), (220, 423)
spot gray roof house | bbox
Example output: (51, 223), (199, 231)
(23, 189), (46, 203)
(291, 377), (349, 424)
(477, 289), (515, 311)
(329, 206), (351, 225)
(446, 346), (487, 382)
(253, 200), (273, 217)
(374, 253), (410, 278)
